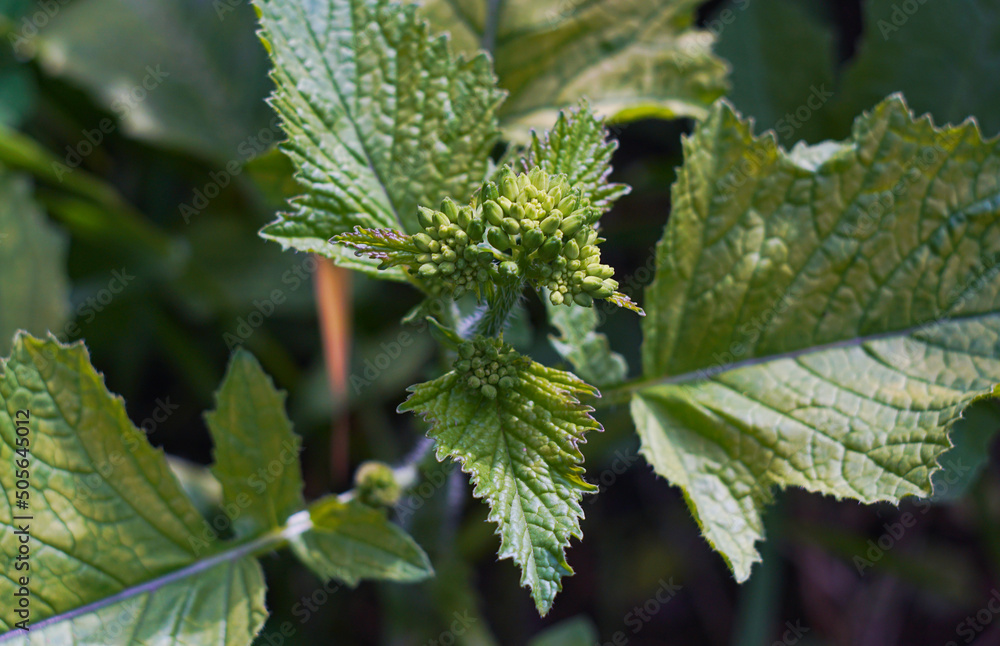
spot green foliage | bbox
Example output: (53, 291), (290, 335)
(633, 95), (1000, 580)
(0, 170), (68, 355)
(0, 335), (429, 643)
(289, 497), (433, 586)
(254, 0), (505, 276)
(416, 0), (729, 139)
(400, 336), (601, 614)
(30, 0), (274, 162)
(206, 349), (305, 538)
(546, 301), (627, 386)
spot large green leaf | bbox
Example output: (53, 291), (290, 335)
(400, 341), (600, 614)
(32, 0), (274, 162)
(289, 497), (434, 586)
(205, 349), (305, 538)
(255, 0), (505, 278)
(0, 335), (267, 643)
(0, 170), (68, 356)
(416, 0), (728, 140)
(633, 96), (1000, 581)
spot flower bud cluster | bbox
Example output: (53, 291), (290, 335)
(480, 167), (619, 307)
(453, 336), (529, 400)
(410, 197), (493, 297)
(353, 460), (402, 507)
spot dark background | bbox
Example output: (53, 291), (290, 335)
(2, 0), (999, 644)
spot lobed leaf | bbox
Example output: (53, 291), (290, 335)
(400, 354), (600, 614)
(205, 349), (305, 538)
(255, 0), (505, 278)
(416, 0), (729, 140)
(634, 95), (1000, 581)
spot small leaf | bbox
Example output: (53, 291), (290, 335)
(418, 0), (728, 139)
(0, 169), (68, 355)
(546, 297), (627, 386)
(205, 349), (305, 538)
(526, 104), (630, 213)
(254, 0), (505, 277)
(289, 498), (434, 586)
(634, 96), (1000, 581)
(400, 337), (600, 614)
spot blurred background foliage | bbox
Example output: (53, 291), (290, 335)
(1, 0), (999, 644)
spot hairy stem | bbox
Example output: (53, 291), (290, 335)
(475, 275), (523, 337)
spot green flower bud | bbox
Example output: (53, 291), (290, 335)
(501, 177), (518, 201)
(413, 233), (433, 252)
(502, 218), (520, 235)
(459, 343), (476, 359)
(522, 227), (545, 251)
(487, 227), (511, 251)
(498, 376), (515, 389)
(481, 384), (498, 400)
(510, 203), (526, 221)
(468, 376), (481, 389)
(457, 206), (472, 230)
(593, 283), (614, 298)
(573, 292), (594, 307)
(586, 263), (614, 279)
(454, 360), (471, 372)
(439, 262), (456, 275)
(564, 239), (580, 259)
(528, 167), (548, 191)
(418, 263), (437, 277)
(538, 236), (562, 261)
(468, 219), (486, 241)
(499, 261), (519, 277)
(582, 276), (604, 292)
(540, 214), (561, 235)
(559, 215), (584, 237)
(418, 207), (435, 229)
(550, 290), (564, 305)
(441, 197), (460, 222)
(433, 210), (450, 228)
(557, 195), (577, 213)
(484, 201), (504, 226)
(354, 461), (401, 508)
(483, 182), (499, 201)
(498, 196), (513, 211)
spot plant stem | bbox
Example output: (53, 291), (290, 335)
(475, 274), (523, 337)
